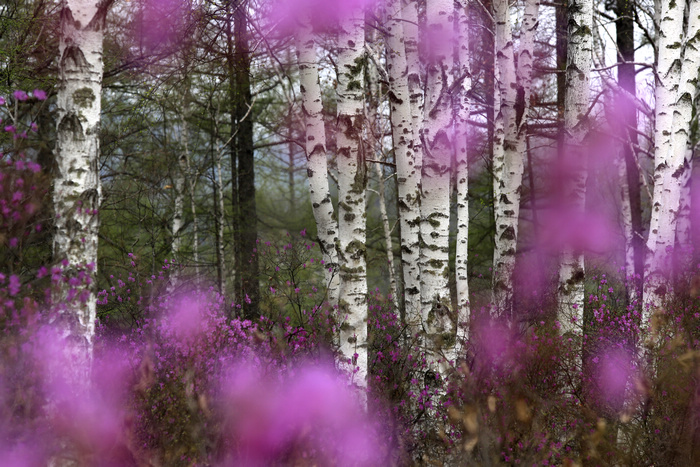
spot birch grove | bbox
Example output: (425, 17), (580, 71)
(15, 0), (700, 449)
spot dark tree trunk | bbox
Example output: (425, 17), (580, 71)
(234, 0), (259, 319)
(556, 0), (567, 156)
(616, 0), (643, 299)
(226, 3), (241, 310)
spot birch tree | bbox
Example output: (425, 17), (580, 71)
(615, 0), (644, 300)
(454, 0), (472, 347)
(644, 0), (700, 325)
(557, 0), (593, 334)
(335, 5), (368, 395)
(420, 0), (454, 370)
(396, 0), (424, 323)
(492, 0), (539, 317)
(53, 0), (112, 364)
(385, 0), (421, 328)
(295, 16), (340, 305)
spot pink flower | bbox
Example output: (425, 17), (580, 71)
(33, 89), (47, 100)
(8, 274), (20, 296)
(13, 90), (28, 101)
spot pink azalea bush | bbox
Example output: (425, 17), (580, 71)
(3, 89), (700, 465)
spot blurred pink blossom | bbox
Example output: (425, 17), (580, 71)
(270, 0), (372, 34)
(218, 362), (382, 465)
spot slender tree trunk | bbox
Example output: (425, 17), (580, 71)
(53, 0), (110, 367)
(492, 0), (539, 318)
(211, 121), (226, 295)
(453, 0), (472, 349)
(374, 162), (399, 311)
(172, 149), (185, 274)
(645, 0), (700, 323)
(400, 0), (423, 324)
(616, 0), (643, 302)
(556, 0), (567, 157)
(180, 100), (200, 286)
(557, 0), (592, 334)
(386, 0), (421, 329)
(226, 3), (241, 307)
(295, 16), (340, 306)
(420, 0), (454, 369)
(288, 131), (296, 213)
(336, 5), (368, 397)
(234, 0), (259, 319)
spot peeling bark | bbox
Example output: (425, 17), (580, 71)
(53, 0), (109, 369)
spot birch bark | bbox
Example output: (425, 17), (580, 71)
(420, 0), (454, 366)
(53, 0), (109, 366)
(645, 0), (700, 324)
(676, 148), (693, 255)
(400, 0), (423, 322)
(454, 0), (472, 347)
(172, 149), (185, 268)
(295, 17), (340, 306)
(385, 0), (421, 329)
(335, 6), (368, 395)
(557, 0), (592, 334)
(492, 0), (539, 317)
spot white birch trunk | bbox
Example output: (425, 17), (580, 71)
(172, 159), (185, 263)
(53, 0), (107, 368)
(492, 0), (539, 317)
(453, 0), (472, 349)
(557, 0), (593, 335)
(386, 0), (421, 328)
(420, 0), (454, 367)
(295, 17), (340, 306)
(401, 0), (424, 322)
(644, 0), (699, 324)
(335, 7), (368, 397)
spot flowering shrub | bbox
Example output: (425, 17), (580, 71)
(3, 89), (700, 465)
